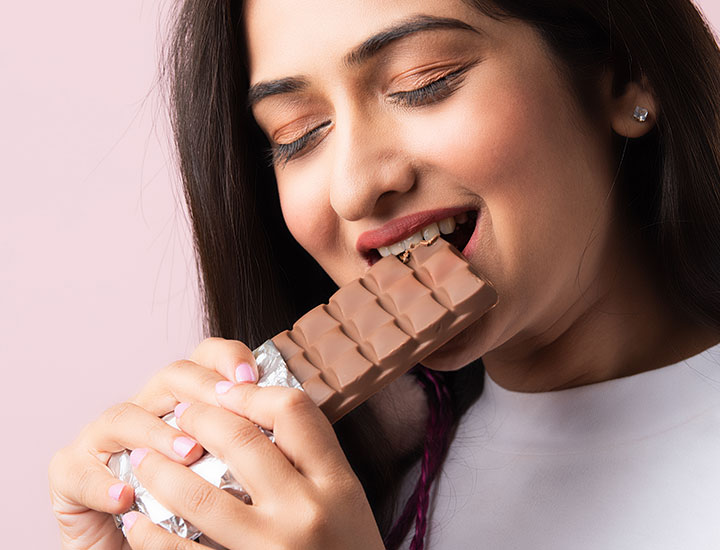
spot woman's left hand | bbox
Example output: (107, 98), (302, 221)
(122, 340), (385, 550)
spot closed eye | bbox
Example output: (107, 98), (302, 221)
(388, 65), (473, 107)
(268, 120), (333, 167)
(267, 63), (476, 167)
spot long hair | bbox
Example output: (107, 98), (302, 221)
(164, 0), (720, 545)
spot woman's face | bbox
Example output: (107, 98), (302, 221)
(246, 0), (622, 371)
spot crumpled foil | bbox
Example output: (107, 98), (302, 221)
(109, 340), (302, 544)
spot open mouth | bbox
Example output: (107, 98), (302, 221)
(440, 210), (478, 254)
(364, 210), (478, 265)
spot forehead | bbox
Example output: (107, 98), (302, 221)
(243, 0), (489, 83)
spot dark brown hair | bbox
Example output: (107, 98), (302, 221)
(164, 0), (720, 543)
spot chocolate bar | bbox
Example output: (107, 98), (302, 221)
(109, 238), (497, 541)
(272, 238), (497, 423)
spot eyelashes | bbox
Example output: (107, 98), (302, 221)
(267, 65), (472, 167)
(387, 67), (468, 108)
(268, 121), (333, 167)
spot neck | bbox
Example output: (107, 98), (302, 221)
(483, 237), (720, 393)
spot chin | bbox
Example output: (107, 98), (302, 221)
(419, 318), (491, 371)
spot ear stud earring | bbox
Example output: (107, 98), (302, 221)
(633, 106), (649, 123)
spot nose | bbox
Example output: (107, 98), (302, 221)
(328, 109), (416, 221)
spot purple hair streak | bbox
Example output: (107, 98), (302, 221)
(384, 367), (455, 550)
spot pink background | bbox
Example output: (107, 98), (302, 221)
(1, 2), (718, 547)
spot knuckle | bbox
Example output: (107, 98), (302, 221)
(101, 401), (137, 426)
(300, 501), (329, 537)
(173, 537), (197, 550)
(163, 358), (196, 378)
(170, 540), (195, 550)
(190, 337), (224, 358)
(196, 336), (251, 357)
(226, 421), (266, 453)
(329, 468), (361, 496)
(198, 336), (225, 348)
(277, 389), (310, 413)
(76, 420), (102, 447)
(183, 482), (218, 515)
(134, 359), (203, 409)
(264, 541), (287, 550)
(202, 336), (224, 347)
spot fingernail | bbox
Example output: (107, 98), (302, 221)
(235, 362), (257, 383)
(122, 511), (139, 532)
(174, 402), (190, 419)
(173, 436), (197, 458)
(108, 482), (126, 502)
(215, 381), (234, 394)
(130, 448), (149, 468)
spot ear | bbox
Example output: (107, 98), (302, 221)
(605, 71), (659, 138)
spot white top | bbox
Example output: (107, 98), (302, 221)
(398, 343), (720, 549)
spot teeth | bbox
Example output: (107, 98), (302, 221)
(375, 216), (466, 258)
(438, 217), (456, 234)
(402, 231), (423, 249)
(422, 223), (440, 240)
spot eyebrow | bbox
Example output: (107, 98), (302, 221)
(247, 15), (482, 108)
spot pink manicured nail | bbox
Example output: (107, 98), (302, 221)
(235, 362), (257, 383)
(174, 402), (190, 419)
(130, 448), (149, 467)
(173, 436), (197, 458)
(216, 381), (234, 394)
(108, 482), (126, 502)
(122, 511), (139, 532)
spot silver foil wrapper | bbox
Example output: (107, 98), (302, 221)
(109, 340), (302, 543)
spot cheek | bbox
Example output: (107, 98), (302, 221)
(277, 173), (332, 250)
(277, 171), (350, 282)
(406, 64), (614, 302)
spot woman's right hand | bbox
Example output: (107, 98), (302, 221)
(48, 338), (258, 550)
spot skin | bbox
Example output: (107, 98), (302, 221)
(49, 0), (720, 548)
(247, 0), (720, 392)
(50, 338), (384, 549)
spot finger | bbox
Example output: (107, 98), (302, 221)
(129, 448), (265, 547)
(173, 401), (301, 501)
(131, 338), (259, 418)
(78, 401), (204, 465)
(121, 511), (211, 550)
(214, 383), (348, 481)
(189, 337), (258, 383)
(49, 446), (135, 515)
(130, 359), (229, 416)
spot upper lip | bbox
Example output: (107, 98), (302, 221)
(356, 206), (474, 255)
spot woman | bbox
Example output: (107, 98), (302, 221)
(49, 0), (720, 548)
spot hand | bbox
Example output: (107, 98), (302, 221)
(118, 350), (385, 549)
(48, 338), (258, 550)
